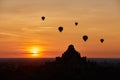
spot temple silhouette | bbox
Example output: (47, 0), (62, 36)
(55, 44), (87, 64)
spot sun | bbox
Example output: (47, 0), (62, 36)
(33, 49), (38, 54)
(28, 46), (43, 57)
(31, 47), (39, 56)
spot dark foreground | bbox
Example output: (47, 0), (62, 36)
(0, 45), (120, 80)
(0, 59), (120, 80)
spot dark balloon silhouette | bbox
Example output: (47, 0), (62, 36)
(41, 16), (45, 21)
(58, 26), (63, 32)
(100, 38), (104, 43)
(83, 35), (88, 42)
(75, 22), (78, 26)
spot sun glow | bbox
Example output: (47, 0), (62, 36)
(27, 46), (43, 57)
(31, 47), (39, 56)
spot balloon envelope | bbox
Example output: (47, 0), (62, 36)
(58, 26), (63, 32)
(41, 16), (45, 21)
(83, 35), (88, 42)
(100, 38), (104, 43)
(75, 22), (78, 26)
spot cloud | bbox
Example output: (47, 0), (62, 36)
(87, 27), (103, 31)
(21, 27), (41, 32)
(21, 26), (55, 32)
(0, 32), (19, 38)
(40, 27), (55, 29)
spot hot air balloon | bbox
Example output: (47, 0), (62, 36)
(41, 16), (45, 21)
(58, 26), (63, 32)
(83, 35), (88, 42)
(75, 22), (78, 26)
(100, 38), (104, 43)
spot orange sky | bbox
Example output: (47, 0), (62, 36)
(0, 0), (120, 58)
